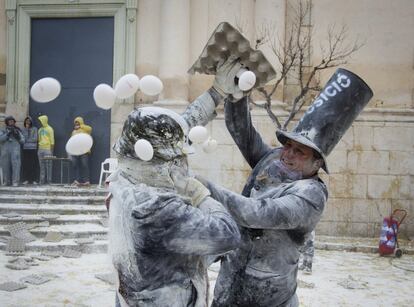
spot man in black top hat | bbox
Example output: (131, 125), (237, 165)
(177, 57), (373, 306)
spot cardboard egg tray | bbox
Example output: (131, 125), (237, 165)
(188, 22), (276, 88)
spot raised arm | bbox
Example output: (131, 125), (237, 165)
(224, 97), (271, 169)
(181, 56), (246, 128)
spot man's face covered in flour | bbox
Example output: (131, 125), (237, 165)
(260, 139), (322, 188)
(280, 139), (321, 178)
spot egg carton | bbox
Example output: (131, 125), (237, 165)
(188, 22), (276, 88)
(20, 274), (53, 285)
(7, 222), (37, 243)
(6, 238), (26, 256)
(0, 281), (27, 292)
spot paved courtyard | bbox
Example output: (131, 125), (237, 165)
(0, 249), (413, 307)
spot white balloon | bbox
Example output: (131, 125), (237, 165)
(93, 84), (116, 110)
(188, 126), (209, 144)
(134, 139), (154, 161)
(140, 75), (163, 96)
(30, 77), (61, 103)
(202, 138), (218, 153)
(114, 74), (140, 99)
(66, 133), (93, 156)
(238, 71), (256, 91)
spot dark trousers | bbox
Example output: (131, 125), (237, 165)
(22, 149), (39, 183)
(71, 154), (90, 183)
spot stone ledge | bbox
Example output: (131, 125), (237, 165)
(316, 235), (414, 255)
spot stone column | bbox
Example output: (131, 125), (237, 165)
(157, 0), (190, 105)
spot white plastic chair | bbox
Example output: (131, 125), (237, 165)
(98, 158), (118, 187)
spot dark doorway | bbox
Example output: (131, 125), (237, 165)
(29, 17), (114, 184)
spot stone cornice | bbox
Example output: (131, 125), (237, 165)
(160, 99), (414, 123)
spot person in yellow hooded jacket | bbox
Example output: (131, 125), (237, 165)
(38, 115), (54, 184)
(70, 116), (92, 186)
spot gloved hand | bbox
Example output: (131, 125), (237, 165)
(170, 167), (211, 207)
(6, 127), (12, 137)
(213, 55), (244, 102)
(6, 126), (19, 140)
(12, 128), (21, 141)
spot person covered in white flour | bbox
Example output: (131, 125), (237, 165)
(180, 56), (374, 306)
(107, 107), (241, 307)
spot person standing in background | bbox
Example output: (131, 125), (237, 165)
(0, 116), (25, 186)
(70, 116), (92, 186)
(38, 115), (54, 184)
(21, 116), (39, 184)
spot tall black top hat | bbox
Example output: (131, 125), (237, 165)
(276, 68), (373, 173)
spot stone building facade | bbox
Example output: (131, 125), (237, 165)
(0, 0), (413, 238)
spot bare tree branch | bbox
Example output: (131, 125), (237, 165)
(248, 0), (364, 130)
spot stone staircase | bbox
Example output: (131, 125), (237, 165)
(0, 185), (109, 254)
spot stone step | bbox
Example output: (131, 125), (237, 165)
(0, 223), (107, 239)
(0, 203), (107, 215)
(0, 238), (108, 253)
(0, 214), (104, 225)
(0, 186), (108, 197)
(0, 195), (105, 205)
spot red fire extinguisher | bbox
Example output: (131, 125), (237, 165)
(379, 209), (407, 257)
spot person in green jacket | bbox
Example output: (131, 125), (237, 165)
(38, 115), (54, 184)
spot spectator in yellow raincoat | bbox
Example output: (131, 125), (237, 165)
(38, 115), (54, 184)
(70, 116), (92, 186)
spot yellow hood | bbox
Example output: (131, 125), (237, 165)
(38, 115), (49, 127)
(74, 116), (84, 125)
(72, 116), (92, 135)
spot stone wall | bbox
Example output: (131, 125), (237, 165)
(187, 106), (414, 239)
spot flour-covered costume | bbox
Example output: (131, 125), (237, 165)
(185, 64), (373, 306)
(108, 107), (241, 307)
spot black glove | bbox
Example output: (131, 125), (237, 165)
(7, 126), (20, 141)
(6, 127), (13, 137)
